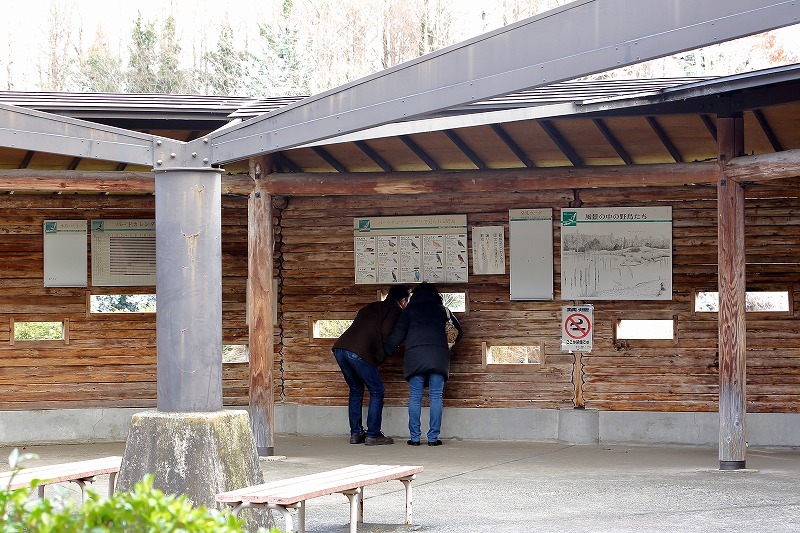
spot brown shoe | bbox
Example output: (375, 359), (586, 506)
(349, 432), (366, 444)
(365, 433), (394, 446)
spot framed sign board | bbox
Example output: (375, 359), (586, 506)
(44, 220), (88, 287)
(509, 208), (553, 300)
(560, 207), (672, 300)
(354, 215), (468, 284)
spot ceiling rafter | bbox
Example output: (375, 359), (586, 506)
(311, 146), (347, 172)
(753, 109), (784, 152)
(539, 120), (582, 166)
(444, 129), (485, 169)
(490, 124), (534, 168)
(646, 116), (682, 162)
(19, 151), (34, 169)
(700, 114), (718, 142)
(592, 119), (632, 165)
(399, 135), (440, 171)
(354, 140), (393, 172)
(276, 153), (302, 173)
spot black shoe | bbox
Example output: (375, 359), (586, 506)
(427, 439), (443, 446)
(365, 433), (394, 446)
(349, 432), (366, 444)
(406, 440), (420, 446)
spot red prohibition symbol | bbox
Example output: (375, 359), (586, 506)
(565, 313), (591, 339)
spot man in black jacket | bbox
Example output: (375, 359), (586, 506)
(332, 285), (410, 445)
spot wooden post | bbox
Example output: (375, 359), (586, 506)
(717, 115), (747, 470)
(248, 155), (275, 456)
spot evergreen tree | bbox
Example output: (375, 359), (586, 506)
(73, 28), (124, 92)
(204, 19), (247, 96)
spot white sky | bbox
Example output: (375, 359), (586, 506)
(1, 0), (799, 92)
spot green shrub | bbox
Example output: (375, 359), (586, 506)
(2, 449), (279, 533)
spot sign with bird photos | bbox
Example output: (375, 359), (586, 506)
(353, 215), (468, 285)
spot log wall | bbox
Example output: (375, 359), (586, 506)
(2, 178), (798, 414)
(0, 194), (251, 410)
(276, 183), (800, 413)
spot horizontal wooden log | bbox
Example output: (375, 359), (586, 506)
(266, 162), (718, 196)
(0, 169), (255, 195)
(725, 148), (800, 183)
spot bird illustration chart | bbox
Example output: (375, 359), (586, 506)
(353, 215), (468, 284)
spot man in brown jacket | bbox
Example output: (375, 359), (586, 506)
(332, 285), (410, 445)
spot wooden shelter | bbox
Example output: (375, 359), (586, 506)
(1, 1), (799, 473)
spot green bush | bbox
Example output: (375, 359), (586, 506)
(2, 449), (279, 533)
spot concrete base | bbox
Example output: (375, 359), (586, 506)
(4, 406), (800, 448)
(558, 408), (600, 444)
(115, 410), (271, 531)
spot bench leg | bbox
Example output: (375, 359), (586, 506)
(108, 472), (117, 498)
(37, 484), (45, 499)
(400, 475), (416, 525)
(232, 502), (297, 533)
(72, 479), (88, 501)
(342, 487), (361, 533)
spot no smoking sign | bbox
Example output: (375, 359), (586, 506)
(561, 305), (593, 352)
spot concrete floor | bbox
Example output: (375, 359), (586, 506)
(2, 436), (799, 532)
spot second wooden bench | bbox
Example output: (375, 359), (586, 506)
(0, 456), (122, 500)
(216, 463), (424, 533)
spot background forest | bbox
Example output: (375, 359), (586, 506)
(1, 0), (798, 97)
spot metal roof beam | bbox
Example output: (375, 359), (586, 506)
(205, 0), (799, 164)
(0, 102), (166, 166)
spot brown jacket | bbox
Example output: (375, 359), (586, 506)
(332, 299), (403, 367)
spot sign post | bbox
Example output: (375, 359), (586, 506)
(561, 305), (594, 352)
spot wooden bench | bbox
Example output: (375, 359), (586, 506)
(0, 456), (122, 500)
(216, 463), (423, 533)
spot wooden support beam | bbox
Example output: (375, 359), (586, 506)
(19, 151), (34, 169)
(593, 119), (632, 165)
(257, 162), (718, 196)
(354, 140), (393, 172)
(752, 109), (783, 152)
(490, 124), (534, 168)
(725, 148), (800, 184)
(276, 152), (302, 173)
(444, 129), (486, 169)
(717, 115), (746, 471)
(646, 116), (682, 162)
(311, 146), (347, 173)
(399, 135), (439, 170)
(0, 169), (255, 195)
(248, 155), (276, 457)
(539, 120), (582, 166)
(700, 114), (718, 142)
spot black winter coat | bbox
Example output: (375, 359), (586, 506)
(384, 290), (462, 381)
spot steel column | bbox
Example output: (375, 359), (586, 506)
(155, 168), (223, 412)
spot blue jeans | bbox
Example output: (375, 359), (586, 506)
(408, 373), (445, 443)
(333, 348), (385, 438)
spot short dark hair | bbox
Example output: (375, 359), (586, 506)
(387, 284), (411, 302)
